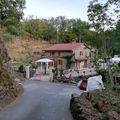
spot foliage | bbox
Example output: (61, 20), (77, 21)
(52, 66), (58, 78)
(62, 31), (76, 43)
(72, 19), (89, 42)
(92, 51), (101, 72)
(21, 18), (56, 40)
(18, 65), (25, 73)
(111, 103), (120, 113)
(98, 69), (109, 83)
(110, 21), (120, 54)
(62, 54), (75, 69)
(87, 0), (120, 54)
(82, 29), (101, 48)
(0, 0), (26, 35)
(111, 63), (120, 73)
(0, 28), (13, 41)
(16, 16), (100, 47)
(87, 0), (120, 89)
(31, 63), (37, 69)
(60, 68), (64, 77)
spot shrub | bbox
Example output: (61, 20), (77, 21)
(18, 65), (25, 73)
(98, 70), (109, 83)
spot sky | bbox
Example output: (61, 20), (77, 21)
(24, 0), (107, 21)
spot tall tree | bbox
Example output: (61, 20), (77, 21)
(110, 20), (120, 54)
(20, 16), (103, 45)
(22, 18), (56, 40)
(87, 0), (120, 89)
(72, 19), (90, 42)
(55, 16), (67, 42)
(0, 0), (26, 34)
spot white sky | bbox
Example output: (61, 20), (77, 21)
(24, 0), (107, 21)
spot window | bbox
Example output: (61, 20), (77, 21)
(80, 51), (83, 56)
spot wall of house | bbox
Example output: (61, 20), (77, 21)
(44, 51), (73, 57)
(84, 49), (91, 59)
(44, 46), (91, 60)
(73, 45), (90, 59)
(73, 45), (92, 69)
(44, 51), (75, 69)
(75, 61), (87, 69)
(44, 45), (94, 70)
(73, 47), (82, 59)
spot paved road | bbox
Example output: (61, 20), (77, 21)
(0, 80), (81, 120)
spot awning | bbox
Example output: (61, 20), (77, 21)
(35, 58), (53, 63)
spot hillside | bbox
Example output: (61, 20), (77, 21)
(6, 38), (51, 64)
(0, 37), (23, 110)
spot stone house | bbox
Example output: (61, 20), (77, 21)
(43, 42), (95, 70)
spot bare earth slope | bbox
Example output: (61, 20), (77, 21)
(6, 38), (50, 62)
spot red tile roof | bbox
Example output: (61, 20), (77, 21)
(44, 43), (83, 51)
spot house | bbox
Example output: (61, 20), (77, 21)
(43, 42), (95, 70)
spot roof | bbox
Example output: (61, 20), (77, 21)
(35, 58), (53, 63)
(44, 43), (83, 51)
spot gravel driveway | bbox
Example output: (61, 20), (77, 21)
(0, 80), (81, 120)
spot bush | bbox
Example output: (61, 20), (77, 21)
(98, 70), (109, 83)
(18, 65), (25, 73)
(31, 64), (37, 69)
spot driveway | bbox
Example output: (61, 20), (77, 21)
(0, 80), (81, 120)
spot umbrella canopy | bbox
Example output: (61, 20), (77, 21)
(35, 58), (53, 63)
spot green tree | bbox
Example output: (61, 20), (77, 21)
(41, 22), (56, 41)
(83, 30), (101, 48)
(62, 54), (75, 69)
(21, 18), (56, 40)
(87, 0), (120, 89)
(22, 18), (42, 39)
(72, 19), (90, 42)
(19, 16), (104, 45)
(55, 16), (67, 42)
(0, 0), (26, 34)
(110, 20), (120, 54)
(62, 31), (76, 43)
(48, 16), (74, 43)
